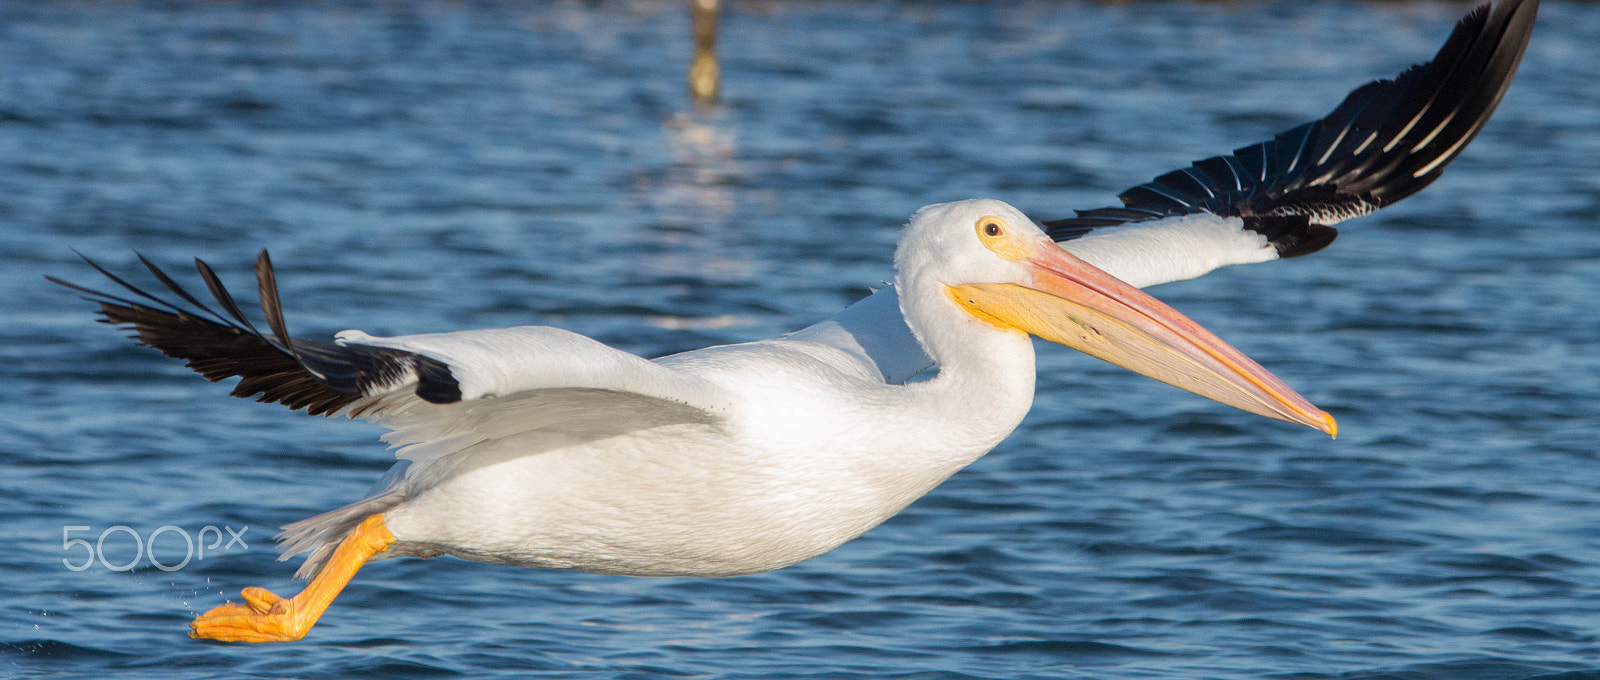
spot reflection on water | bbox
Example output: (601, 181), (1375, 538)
(655, 112), (740, 222)
(628, 111), (765, 318)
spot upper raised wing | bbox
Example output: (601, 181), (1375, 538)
(1044, 0), (1538, 260)
(807, 0), (1540, 384)
(49, 252), (731, 422)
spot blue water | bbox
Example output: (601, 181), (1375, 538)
(3, 1), (1599, 678)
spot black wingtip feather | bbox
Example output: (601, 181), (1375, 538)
(135, 251), (234, 328)
(415, 356), (463, 404)
(52, 252), (464, 417)
(254, 250), (300, 358)
(1042, 0), (1537, 250)
(194, 257), (268, 342)
(1243, 216), (1341, 259)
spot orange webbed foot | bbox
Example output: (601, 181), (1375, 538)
(188, 514), (395, 643)
(189, 587), (310, 643)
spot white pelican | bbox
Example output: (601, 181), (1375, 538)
(52, 0), (1534, 643)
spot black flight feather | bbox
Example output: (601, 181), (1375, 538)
(50, 252), (463, 416)
(1043, 0), (1538, 260)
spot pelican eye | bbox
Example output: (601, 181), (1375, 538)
(974, 215), (1028, 259)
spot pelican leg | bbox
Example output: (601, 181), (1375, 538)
(190, 514), (394, 643)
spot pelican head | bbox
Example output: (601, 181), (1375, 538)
(897, 199), (1336, 436)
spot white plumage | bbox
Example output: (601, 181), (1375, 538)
(59, 200), (1330, 642)
(279, 200), (1318, 582)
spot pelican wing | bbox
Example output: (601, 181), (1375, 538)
(55, 252), (738, 582)
(802, 0), (1538, 384)
(1042, 0), (1537, 286)
(50, 252), (732, 423)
